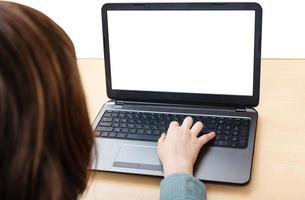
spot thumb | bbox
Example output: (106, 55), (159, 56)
(198, 132), (216, 147)
(158, 133), (166, 145)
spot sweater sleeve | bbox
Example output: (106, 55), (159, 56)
(160, 173), (207, 200)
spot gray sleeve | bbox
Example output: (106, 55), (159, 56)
(160, 173), (207, 200)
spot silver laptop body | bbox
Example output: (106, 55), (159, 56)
(92, 2), (262, 184)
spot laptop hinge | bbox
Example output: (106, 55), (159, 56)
(235, 107), (247, 112)
(115, 100), (125, 105)
(115, 100), (245, 112)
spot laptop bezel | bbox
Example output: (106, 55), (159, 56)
(101, 2), (262, 107)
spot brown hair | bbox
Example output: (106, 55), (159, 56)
(0, 2), (94, 200)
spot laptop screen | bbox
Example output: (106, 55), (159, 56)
(107, 10), (255, 96)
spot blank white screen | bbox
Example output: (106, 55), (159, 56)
(108, 10), (255, 96)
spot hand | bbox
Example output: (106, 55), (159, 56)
(157, 117), (215, 177)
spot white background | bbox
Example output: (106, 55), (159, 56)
(9, 0), (305, 58)
(109, 11), (255, 95)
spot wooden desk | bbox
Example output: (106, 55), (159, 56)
(78, 59), (305, 200)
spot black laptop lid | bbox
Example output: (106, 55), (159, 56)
(102, 3), (262, 107)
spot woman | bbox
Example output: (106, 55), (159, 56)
(0, 2), (215, 200)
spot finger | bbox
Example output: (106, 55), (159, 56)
(158, 133), (166, 144)
(190, 121), (204, 136)
(198, 132), (216, 146)
(181, 116), (193, 129)
(169, 121), (179, 128)
(167, 121), (179, 134)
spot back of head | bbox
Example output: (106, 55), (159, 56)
(0, 2), (94, 200)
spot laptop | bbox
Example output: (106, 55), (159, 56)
(92, 2), (262, 184)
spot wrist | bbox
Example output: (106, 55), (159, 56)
(162, 161), (193, 177)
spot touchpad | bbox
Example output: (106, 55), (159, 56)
(113, 144), (162, 171)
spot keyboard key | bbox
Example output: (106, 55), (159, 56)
(127, 134), (160, 141)
(239, 137), (248, 148)
(121, 119), (128, 123)
(227, 119), (234, 125)
(217, 119), (225, 124)
(213, 140), (229, 146)
(232, 130), (239, 136)
(234, 119), (241, 125)
(135, 124), (142, 129)
(101, 132), (109, 137)
(119, 113), (126, 118)
(136, 119), (143, 124)
(127, 124), (135, 128)
(129, 129), (136, 134)
(120, 123), (127, 128)
(240, 136), (247, 142)
(108, 132), (117, 138)
(102, 117), (112, 122)
(103, 112), (112, 117)
(117, 133), (127, 138)
(217, 125), (223, 130)
(113, 128), (121, 132)
(230, 141), (238, 147)
(121, 128), (128, 133)
(222, 135), (229, 140)
(128, 119), (135, 124)
(112, 123), (119, 127)
(158, 121), (165, 126)
(95, 131), (101, 137)
(111, 113), (118, 118)
(143, 120), (150, 125)
(151, 125), (158, 130)
(143, 125), (150, 129)
(240, 127), (249, 137)
(238, 140), (247, 148)
(160, 126), (167, 132)
(152, 130), (160, 135)
(97, 127), (113, 132)
(136, 129), (144, 134)
(99, 122), (112, 127)
(144, 130), (152, 135)
(215, 135), (222, 140)
(231, 136), (238, 141)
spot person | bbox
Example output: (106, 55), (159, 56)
(0, 2), (215, 200)
(0, 2), (94, 199)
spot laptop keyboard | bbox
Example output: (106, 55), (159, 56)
(95, 110), (250, 149)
